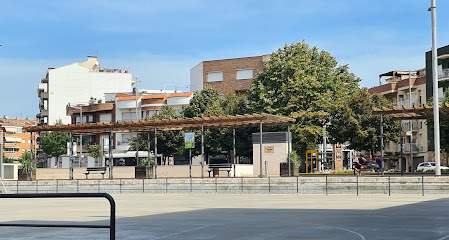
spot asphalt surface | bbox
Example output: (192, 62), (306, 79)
(1, 194), (449, 239)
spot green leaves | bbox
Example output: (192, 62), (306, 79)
(41, 131), (70, 158)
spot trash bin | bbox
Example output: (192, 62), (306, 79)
(213, 168), (219, 177)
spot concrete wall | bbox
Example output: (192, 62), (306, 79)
(36, 166), (135, 180)
(253, 132), (291, 177)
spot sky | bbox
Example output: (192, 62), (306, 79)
(0, 0), (448, 119)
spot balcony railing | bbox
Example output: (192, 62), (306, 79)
(439, 68), (449, 80)
(394, 101), (417, 108)
(402, 120), (419, 131)
(398, 143), (419, 153)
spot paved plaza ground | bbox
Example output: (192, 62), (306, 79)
(1, 194), (449, 239)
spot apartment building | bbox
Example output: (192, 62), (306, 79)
(190, 55), (270, 94)
(37, 56), (133, 125)
(0, 117), (38, 159)
(369, 69), (427, 171)
(66, 91), (193, 154)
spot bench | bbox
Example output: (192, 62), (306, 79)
(352, 162), (379, 175)
(208, 163), (232, 177)
(84, 167), (107, 179)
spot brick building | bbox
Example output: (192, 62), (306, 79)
(190, 55), (270, 94)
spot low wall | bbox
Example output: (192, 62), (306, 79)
(5, 176), (449, 195)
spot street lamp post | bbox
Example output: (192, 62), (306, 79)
(430, 0), (441, 176)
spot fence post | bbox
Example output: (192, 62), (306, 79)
(142, 178), (145, 193)
(190, 177), (192, 194)
(215, 177), (218, 194)
(165, 178), (168, 194)
(356, 175), (359, 196)
(388, 176), (391, 196)
(16, 180), (19, 194)
(56, 179), (58, 193)
(326, 175), (328, 196)
(422, 176), (424, 196)
(77, 180), (79, 193)
(296, 176), (299, 195)
(120, 179), (122, 194)
(268, 177), (271, 194)
(241, 177), (244, 194)
(36, 180), (38, 194)
(98, 179), (100, 193)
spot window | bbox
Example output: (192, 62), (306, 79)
(75, 116), (87, 124)
(22, 140), (26, 143)
(99, 113), (112, 123)
(207, 72), (223, 82)
(122, 133), (136, 144)
(122, 112), (136, 122)
(236, 69), (253, 80)
(88, 115), (93, 123)
(28, 140), (31, 143)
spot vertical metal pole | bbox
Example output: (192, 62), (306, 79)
(77, 180), (79, 193)
(165, 178), (167, 194)
(201, 122), (204, 179)
(241, 177), (244, 194)
(109, 128), (113, 179)
(190, 177), (192, 194)
(409, 70), (414, 172)
(431, 0), (441, 176)
(326, 175), (328, 196)
(288, 126), (291, 177)
(380, 113), (384, 176)
(56, 179), (58, 193)
(215, 176), (218, 194)
(233, 128), (236, 177)
(296, 176), (299, 195)
(80, 106), (82, 168)
(0, 130), (3, 180)
(30, 132), (33, 179)
(98, 179), (100, 193)
(323, 124), (326, 172)
(120, 178), (122, 194)
(69, 130), (73, 180)
(388, 176), (391, 196)
(422, 175), (424, 196)
(16, 180), (18, 193)
(268, 177), (271, 194)
(142, 178), (145, 193)
(189, 148), (192, 178)
(260, 120), (263, 177)
(36, 180), (38, 193)
(147, 132), (151, 178)
(400, 119), (404, 176)
(356, 175), (359, 196)
(154, 127), (157, 179)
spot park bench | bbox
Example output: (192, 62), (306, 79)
(84, 167), (107, 179)
(208, 163), (232, 177)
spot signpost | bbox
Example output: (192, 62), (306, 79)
(185, 132), (195, 177)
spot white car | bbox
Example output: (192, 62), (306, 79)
(416, 162), (449, 172)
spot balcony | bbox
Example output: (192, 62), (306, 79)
(402, 120), (419, 132)
(40, 109), (48, 117)
(439, 68), (449, 81)
(39, 92), (48, 99)
(398, 143), (419, 153)
(394, 101), (417, 108)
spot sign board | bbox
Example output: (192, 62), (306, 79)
(185, 132), (195, 149)
(264, 146), (274, 153)
(67, 142), (77, 156)
(334, 143), (343, 171)
(103, 137), (109, 151)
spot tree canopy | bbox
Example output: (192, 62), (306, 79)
(249, 40), (361, 163)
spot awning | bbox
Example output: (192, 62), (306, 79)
(4, 127), (17, 133)
(5, 137), (21, 142)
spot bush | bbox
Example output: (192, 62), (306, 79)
(139, 157), (155, 167)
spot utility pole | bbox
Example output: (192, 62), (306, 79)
(409, 70), (414, 172)
(430, 0), (441, 176)
(133, 76), (141, 166)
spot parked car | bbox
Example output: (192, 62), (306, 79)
(416, 162), (449, 172)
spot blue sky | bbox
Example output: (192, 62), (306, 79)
(1, 0), (448, 118)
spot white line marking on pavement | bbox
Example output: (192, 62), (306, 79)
(150, 224), (213, 240)
(334, 227), (366, 240)
(437, 235), (449, 240)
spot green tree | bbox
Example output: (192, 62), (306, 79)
(249, 40), (360, 170)
(41, 120), (70, 167)
(183, 85), (221, 118)
(87, 144), (102, 164)
(328, 88), (400, 153)
(18, 152), (35, 178)
(129, 106), (185, 162)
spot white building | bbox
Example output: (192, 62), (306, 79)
(37, 56), (132, 125)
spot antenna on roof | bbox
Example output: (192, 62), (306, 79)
(94, 50), (99, 58)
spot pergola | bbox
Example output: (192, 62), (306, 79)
(372, 103), (449, 120)
(28, 113), (296, 179)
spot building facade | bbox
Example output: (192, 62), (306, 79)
(190, 55), (270, 94)
(369, 69), (428, 171)
(0, 117), (38, 159)
(37, 56), (133, 125)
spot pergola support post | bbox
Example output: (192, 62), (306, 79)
(233, 128), (236, 178)
(380, 114), (384, 176)
(109, 128), (113, 179)
(201, 122), (204, 179)
(288, 126), (291, 177)
(30, 132), (34, 180)
(260, 120), (263, 177)
(147, 132), (151, 178)
(69, 130), (73, 180)
(154, 126), (157, 179)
